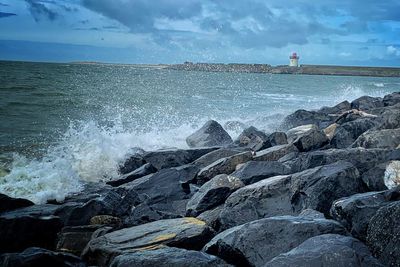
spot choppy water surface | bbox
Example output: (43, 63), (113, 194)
(1, 60), (399, 203)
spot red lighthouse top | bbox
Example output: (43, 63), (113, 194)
(290, 52), (299, 59)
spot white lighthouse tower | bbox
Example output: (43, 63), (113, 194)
(289, 52), (299, 67)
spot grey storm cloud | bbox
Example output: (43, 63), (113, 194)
(0, 11), (16, 18)
(25, 0), (58, 22)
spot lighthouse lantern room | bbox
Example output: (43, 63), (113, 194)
(289, 52), (299, 67)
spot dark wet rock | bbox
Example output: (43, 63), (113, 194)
(113, 189), (142, 217)
(331, 188), (400, 241)
(0, 247), (86, 267)
(367, 201), (400, 266)
(56, 225), (103, 256)
(197, 205), (224, 232)
(280, 147), (396, 174)
(253, 144), (298, 161)
(352, 128), (400, 149)
(119, 155), (146, 175)
(377, 105), (400, 129)
(108, 163), (157, 187)
(319, 100), (351, 114)
(383, 92), (400, 107)
(298, 208), (325, 219)
(186, 120), (233, 148)
(230, 161), (291, 185)
(266, 131), (288, 146)
(186, 174), (244, 217)
(110, 246), (232, 267)
(0, 213), (63, 252)
(290, 161), (363, 216)
(83, 217), (215, 266)
(193, 148), (243, 168)
(197, 151), (253, 185)
(331, 118), (378, 148)
(204, 215), (347, 267)
(351, 96), (384, 110)
(0, 194), (34, 214)
(264, 234), (384, 267)
(291, 126), (329, 152)
(361, 163), (388, 191)
(219, 175), (293, 230)
(282, 110), (334, 130)
(235, 126), (268, 151)
(123, 203), (178, 227)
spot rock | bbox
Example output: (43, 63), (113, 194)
(319, 100), (351, 114)
(331, 118), (377, 148)
(286, 124), (318, 143)
(361, 163), (388, 191)
(0, 247), (86, 267)
(90, 215), (121, 226)
(110, 246), (231, 267)
(351, 96), (384, 110)
(335, 109), (377, 124)
(108, 163), (157, 187)
(264, 234), (384, 267)
(83, 217), (215, 266)
(367, 201), (400, 266)
(290, 161), (363, 216)
(235, 126), (268, 151)
(330, 188), (400, 241)
(323, 123), (338, 140)
(230, 161), (291, 185)
(0, 194), (34, 214)
(197, 151), (253, 185)
(56, 225), (103, 255)
(197, 205), (224, 232)
(384, 161), (400, 189)
(0, 213), (63, 252)
(266, 131), (288, 146)
(298, 209), (325, 219)
(282, 110), (334, 130)
(186, 120), (233, 148)
(291, 126), (329, 152)
(219, 175), (293, 230)
(376, 106), (400, 129)
(383, 92), (400, 107)
(193, 148), (243, 168)
(352, 128), (400, 149)
(119, 154), (146, 175)
(253, 144), (298, 161)
(204, 215), (347, 267)
(186, 174), (244, 216)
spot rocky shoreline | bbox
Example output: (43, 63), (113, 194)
(1, 92), (400, 266)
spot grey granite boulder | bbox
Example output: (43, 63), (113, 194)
(331, 118), (377, 148)
(264, 234), (384, 267)
(383, 91), (400, 107)
(235, 126), (269, 151)
(319, 100), (351, 114)
(186, 120), (233, 148)
(193, 148), (244, 168)
(291, 126), (329, 152)
(230, 161), (291, 185)
(282, 110), (334, 130)
(351, 96), (384, 110)
(352, 128), (400, 149)
(253, 144), (298, 161)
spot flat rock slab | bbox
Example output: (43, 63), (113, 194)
(264, 234), (384, 267)
(253, 144), (298, 161)
(204, 215), (347, 267)
(231, 161), (291, 185)
(193, 148), (243, 169)
(110, 246), (232, 267)
(83, 217), (214, 266)
(0, 194), (34, 214)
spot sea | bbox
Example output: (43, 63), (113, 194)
(1, 60), (399, 204)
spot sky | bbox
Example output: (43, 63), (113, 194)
(0, 0), (399, 66)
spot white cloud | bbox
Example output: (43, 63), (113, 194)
(387, 45), (400, 56)
(339, 52), (352, 57)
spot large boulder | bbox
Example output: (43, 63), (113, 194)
(82, 217), (215, 266)
(265, 132), (288, 147)
(330, 118), (378, 148)
(186, 174), (244, 217)
(282, 110), (334, 130)
(264, 234), (384, 267)
(319, 100), (351, 114)
(0, 247), (86, 267)
(361, 163), (389, 191)
(197, 205), (224, 232)
(352, 128), (400, 149)
(235, 126), (268, 151)
(367, 201), (400, 266)
(110, 246), (231, 267)
(193, 148), (244, 168)
(376, 105), (400, 129)
(204, 215), (347, 267)
(196, 151), (253, 185)
(230, 161), (291, 185)
(330, 188), (400, 241)
(286, 124), (318, 143)
(291, 126), (329, 152)
(383, 92), (400, 107)
(384, 161), (400, 189)
(351, 96), (384, 110)
(107, 163), (157, 187)
(253, 144), (298, 161)
(0, 194), (34, 214)
(186, 120), (233, 148)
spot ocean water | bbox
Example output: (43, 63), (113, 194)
(1, 60), (399, 203)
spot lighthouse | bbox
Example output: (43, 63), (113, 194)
(289, 52), (299, 67)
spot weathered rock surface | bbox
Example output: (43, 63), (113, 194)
(235, 126), (268, 151)
(384, 160), (400, 189)
(361, 163), (388, 191)
(204, 215), (347, 267)
(351, 96), (384, 110)
(383, 92), (400, 107)
(266, 131), (288, 146)
(291, 126), (329, 152)
(83, 217), (214, 266)
(0, 194), (34, 214)
(352, 128), (400, 149)
(197, 151), (253, 185)
(264, 234), (384, 267)
(56, 225), (103, 255)
(331, 118), (377, 148)
(253, 144), (298, 161)
(186, 120), (233, 148)
(323, 123), (338, 140)
(330, 188), (400, 241)
(110, 246), (231, 267)
(367, 201), (400, 266)
(282, 110), (334, 130)
(286, 124), (318, 143)
(319, 100), (351, 114)
(197, 205), (224, 232)
(0, 247), (86, 267)
(193, 148), (243, 168)
(108, 163), (157, 187)
(186, 174), (244, 216)
(230, 161), (291, 185)
(119, 154), (146, 175)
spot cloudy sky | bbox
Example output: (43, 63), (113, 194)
(0, 0), (399, 65)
